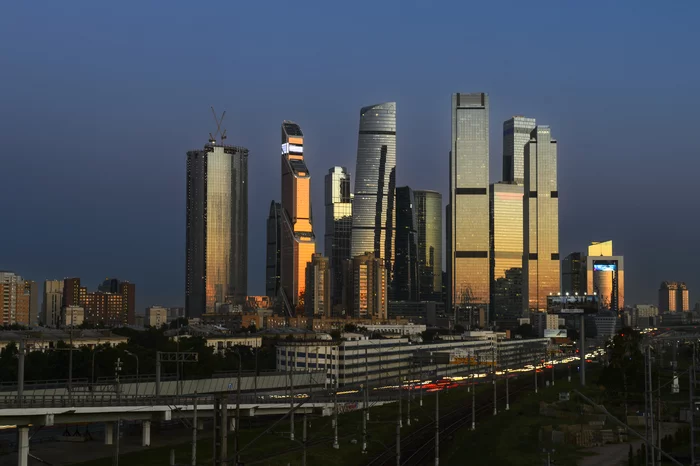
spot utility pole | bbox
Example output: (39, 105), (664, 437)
(648, 346), (655, 466)
(365, 348), (370, 421)
(434, 388), (439, 466)
(235, 349), (241, 465)
(395, 407), (401, 466)
(112, 418), (121, 466)
(302, 411), (308, 466)
(18, 339), (25, 407)
(68, 322), (74, 400)
(419, 358), (424, 407)
(690, 345), (696, 466)
(535, 353), (539, 394)
(333, 349), (339, 450)
(492, 342), (497, 416)
(472, 355), (476, 431)
(580, 314), (586, 386)
(290, 350), (295, 441)
(398, 362), (403, 428)
(505, 368), (510, 411)
(191, 396), (197, 466)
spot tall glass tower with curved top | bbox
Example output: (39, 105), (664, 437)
(351, 102), (396, 273)
(280, 121), (316, 315)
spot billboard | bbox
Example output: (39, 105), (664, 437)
(544, 329), (568, 338)
(593, 262), (617, 272)
(547, 294), (599, 314)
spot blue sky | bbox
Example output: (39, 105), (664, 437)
(1, 1), (699, 311)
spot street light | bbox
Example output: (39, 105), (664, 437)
(124, 350), (139, 397)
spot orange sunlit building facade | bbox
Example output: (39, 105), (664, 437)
(280, 121), (316, 315)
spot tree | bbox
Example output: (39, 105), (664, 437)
(628, 444), (634, 466)
(598, 327), (644, 409)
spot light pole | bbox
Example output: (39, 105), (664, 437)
(124, 350), (139, 396)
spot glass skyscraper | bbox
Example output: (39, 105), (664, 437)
(503, 116), (536, 185)
(186, 143), (248, 317)
(490, 182), (524, 320)
(325, 166), (352, 313)
(393, 186), (418, 301)
(448, 93), (489, 322)
(414, 190), (442, 301)
(266, 201), (282, 300)
(523, 126), (559, 312)
(280, 121), (316, 315)
(351, 102), (397, 273)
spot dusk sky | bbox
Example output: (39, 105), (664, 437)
(1, 1), (699, 312)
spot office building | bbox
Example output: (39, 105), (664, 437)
(146, 306), (168, 327)
(562, 252), (585, 295)
(490, 182), (524, 320)
(23, 280), (38, 327)
(266, 201), (282, 300)
(280, 121), (316, 315)
(414, 190), (442, 301)
(448, 93), (490, 322)
(345, 253), (388, 319)
(393, 186), (419, 301)
(305, 254), (331, 318)
(503, 116), (537, 185)
(586, 240), (624, 312)
(351, 102), (397, 272)
(42, 279), (63, 328)
(659, 281), (690, 313)
(523, 126), (560, 312)
(0, 272), (29, 326)
(325, 166), (352, 313)
(186, 140), (249, 317)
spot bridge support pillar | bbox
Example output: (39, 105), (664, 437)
(17, 426), (29, 466)
(142, 420), (151, 447)
(197, 419), (205, 430)
(105, 423), (114, 445)
(230, 417), (236, 432)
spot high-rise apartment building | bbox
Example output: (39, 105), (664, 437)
(85, 291), (124, 326)
(23, 280), (39, 326)
(280, 121), (316, 315)
(63, 277), (85, 308)
(523, 126), (560, 312)
(562, 252), (585, 295)
(393, 186), (419, 301)
(489, 182), (524, 320)
(503, 116), (537, 185)
(119, 282), (135, 325)
(585, 240), (624, 312)
(325, 166), (352, 313)
(448, 93), (490, 322)
(305, 254), (331, 318)
(186, 141), (249, 317)
(344, 253), (388, 319)
(0, 271), (29, 326)
(659, 281), (690, 313)
(351, 103), (397, 273)
(42, 279), (63, 327)
(266, 201), (282, 300)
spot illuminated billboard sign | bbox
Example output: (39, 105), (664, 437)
(281, 143), (304, 154)
(593, 263), (616, 272)
(547, 294), (599, 314)
(544, 329), (568, 338)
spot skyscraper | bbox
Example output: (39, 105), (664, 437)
(658, 281), (689, 313)
(305, 253), (330, 318)
(414, 190), (442, 301)
(393, 186), (418, 301)
(448, 93), (490, 322)
(351, 102), (397, 273)
(523, 126), (560, 312)
(23, 280), (38, 327)
(344, 253), (388, 319)
(585, 240), (624, 312)
(186, 141), (249, 317)
(280, 121), (316, 315)
(562, 252), (585, 295)
(325, 166), (352, 314)
(119, 281), (135, 325)
(266, 201), (282, 300)
(489, 182), (524, 320)
(503, 116), (537, 185)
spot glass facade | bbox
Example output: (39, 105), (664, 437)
(280, 121), (316, 314)
(562, 252), (584, 295)
(585, 242), (624, 312)
(393, 186), (418, 301)
(186, 144), (248, 317)
(351, 102), (396, 275)
(305, 253), (330, 317)
(266, 201), (282, 299)
(489, 182), (524, 319)
(523, 127), (559, 312)
(503, 116), (536, 185)
(414, 190), (442, 301)
(448, 93), (490, 321)
(324, 166), (352, 313)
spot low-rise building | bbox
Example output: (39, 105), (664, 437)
(173, 334), (262, 354)
(62, 305), (85, 327)
(0, 329), (127, 352)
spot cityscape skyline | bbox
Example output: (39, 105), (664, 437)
(2, 2), (699, 312)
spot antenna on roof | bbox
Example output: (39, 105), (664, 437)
(209, 106), (227, 144)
